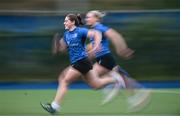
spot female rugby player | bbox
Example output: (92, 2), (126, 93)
(85, 10), (151, 108)
(40, 13), (123, 114)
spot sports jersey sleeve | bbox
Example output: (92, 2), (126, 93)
(80, 28), (88, 39)
(101, 25), (109, 33)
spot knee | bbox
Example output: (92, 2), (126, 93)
(90, 83), (102, 90)
(60, 78), (71, 86)
(58, 72), (66, 83)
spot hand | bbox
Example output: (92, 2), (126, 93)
(87, 48), (96, 60)
(118, 48), (134, 60)
(86, 43), (101, 59)
(52, 33), (60, 55)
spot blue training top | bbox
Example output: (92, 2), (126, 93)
(63, 27), (88, 64)
(90, 23), (111, 57)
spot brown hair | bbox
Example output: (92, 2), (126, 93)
(66, 13), (84, 26)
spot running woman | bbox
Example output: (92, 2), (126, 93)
(85, 10), (133, 78)
(40, 13), (123, 114)
(85, 10), (151, 106)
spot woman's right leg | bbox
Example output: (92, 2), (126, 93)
(84, 69), (116, 89)
(91, 63), (126, 89)
(41, 66), (81, 113)
(93, 63), (110, 76)
(53, 66), (81, 106)
(53, 66), (71, 104)
(84, 69), (124, 105)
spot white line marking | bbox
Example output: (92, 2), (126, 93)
(152, 89), (180, 94)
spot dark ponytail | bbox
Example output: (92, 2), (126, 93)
(66, 13), (84, 26)
(76, 14), (84, 26)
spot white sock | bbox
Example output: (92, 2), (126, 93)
(51, 101), (60, 111)
(110, 71), (119, 82)
(110, 71), (126, 88)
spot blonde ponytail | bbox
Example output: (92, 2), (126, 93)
(88, 10), (106, 19)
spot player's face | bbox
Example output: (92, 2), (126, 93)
(64, 17), (74, 30)
(85, 13), (98, 26)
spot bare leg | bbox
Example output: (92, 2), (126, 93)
(40, 66), (81, 113)
(53, 66), (81, 104)
(84, 69), (116, 89)
(84, 68), (125, 105)
(53, 66), (70, 104)
(91, 63), (125, 88)
(93, 63), (110, 76)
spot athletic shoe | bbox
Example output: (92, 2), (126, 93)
(116, 66), (144, 89)
(101, 72), (126, 105)
(40, 102), (56, 114)
(117, 66), (131, 78)
(127, 89), (151, 112)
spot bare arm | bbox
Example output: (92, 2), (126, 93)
(58, 39), (67, 52)
(87, 29), (102, 55)
(105, 28), (134, 59)
(52, 33), (67, 54)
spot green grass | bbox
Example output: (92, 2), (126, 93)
(0, 89), (179, 116)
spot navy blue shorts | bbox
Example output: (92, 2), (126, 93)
(71, 58), (93, 74)
(96, 53), (116, 70)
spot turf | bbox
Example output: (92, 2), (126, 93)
(0, 89), (179, 116)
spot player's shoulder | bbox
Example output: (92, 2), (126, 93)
(64, 30), (69, 34)
(95, 23), (109, 31)
(76, 27), (89, 34)
(63, 31), (69, 38)
(77, 27), (88, 31)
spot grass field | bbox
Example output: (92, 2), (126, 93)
(0, 89), (179, 116)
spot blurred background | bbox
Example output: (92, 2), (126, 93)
(0, 0), (180, 82)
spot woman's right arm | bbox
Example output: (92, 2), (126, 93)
(87, 29), (102, 55)
(105, 29), (134, 59)
(52, 33), (67, 54)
